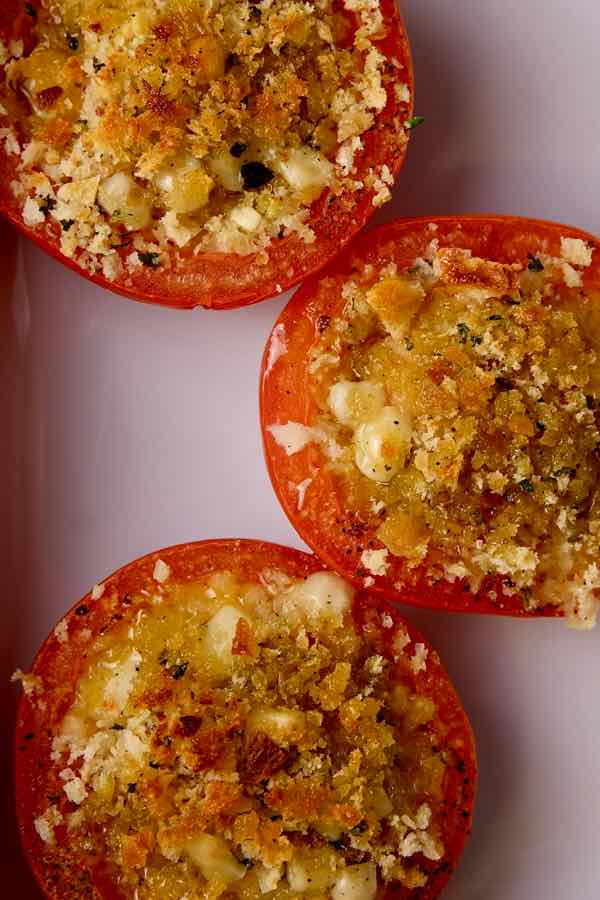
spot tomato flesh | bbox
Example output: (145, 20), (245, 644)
(260, 215), (600, 616)
(14, 538), (476, 899)
(0, 1), (413, 310)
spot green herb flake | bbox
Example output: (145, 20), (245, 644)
(527, 254), (544, 272)
(403, 336), (414, 351)
(405, 115), (425, 130)
(24, 2), (37, 18)
(171, 661), (189, 680)
(488, 314), (502, 321)
(138, 251), (161, 268)
(60, 218), (75, 232)
(457, 322), (470, 344)
(519, 479), (534, 493)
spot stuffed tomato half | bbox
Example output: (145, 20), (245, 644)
(14, 539), (476, 900)
(261, 216), (600, 626)
(0, 0), (413, 309)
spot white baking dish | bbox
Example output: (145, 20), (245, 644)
(2, 0), (600, 897)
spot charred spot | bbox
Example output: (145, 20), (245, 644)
(36, 86), (63, 110)
(241, 732), (294, 784)
(142, 80), (175, 117)
(178, 715), (202, 737)
(191, 728), (227, 771)
(241, 161), (274, 190)
(495, 376), (514, 391)
(75, 604), (89, 616)
(229, 141), (247, 158)
(153, 21), (174, 41)
(170, 662), (189, 680)
(342, 519), (368, 538)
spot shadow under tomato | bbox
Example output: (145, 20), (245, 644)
(374, 0), (473, 223)
(395, 606), (536, 900)
(0, 225), (41, 896)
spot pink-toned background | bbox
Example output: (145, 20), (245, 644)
(2, 0), (599, 896)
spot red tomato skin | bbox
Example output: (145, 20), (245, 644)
(260, 215), (600, 617)
(0, 1), (413, 309)
(14, 538), (476, 900)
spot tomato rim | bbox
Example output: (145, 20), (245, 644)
(14, 537), (477, 900)
(0, 0), (414, 310)
(259, 214), (600, 618)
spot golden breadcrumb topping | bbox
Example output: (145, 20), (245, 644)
(0, 0), (409, 279)
(28, 568), (458, 899)
(297, 236), (600, 627)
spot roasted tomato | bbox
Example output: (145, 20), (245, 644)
(0, 0), (413, 309)
(14, 538), (476, 899)
(260, 216), (600, 624)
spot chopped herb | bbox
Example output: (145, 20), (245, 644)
(138, 251), (161, 268)
(249, 5), (261, 18)
(75, 604), (89, 616)
(553, 466), (576, 478)
(404, 336), (414, 351)
(536, 420), (546, 432)
(148, 761), (160, 769)
(229, 141), (247, 158)
(351, 821), (368, 835)
(25, 2), (37, 18)
(111, 723), (125, 731)
(519, 479), (534, 493)
(67, 34), (79, 51)
(495, 376), (514, 391)
(93, 59), (105, 73)
(586, 395), (597, 410)
(127, 783), (137, 793)
(241, 161), (274, 190)
(488, 314), (502, 321)
(521, 587), (533, 609)
(470, 334), (483, 346)
(60, 219), (75, 232)
(225, 53), (239, 70)
(40, 196), (56, 214)
(330, 839), (346, 851)
(171, 662), (189, 680)
(242, 858), (254, 869)
(405, 115), (425, 130)
(527, 254), (544, 272)
(457, 322), (470, 344)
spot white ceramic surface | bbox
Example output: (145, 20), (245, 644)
(3, 0), (600, 896)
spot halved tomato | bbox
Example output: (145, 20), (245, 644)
(260, 215), (600, 618)
(14, 538), (476, 899)
(0, 1), (413, 310)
